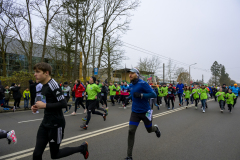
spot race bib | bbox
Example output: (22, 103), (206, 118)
(101, 93), (104, 96)
(86, 95), (88, 98)
(64, 92), (67, 96)
(124, 90), (127, 93)
(168, 92), (171, 94)
(146, 110), (153, 121)
(42, 95), (46, 103)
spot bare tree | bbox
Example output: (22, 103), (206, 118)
(166, 59), (177, 83)
(137, 56), (161, 75)
(96, 0), (140, 78)
(0, 0), (16, 76)
(101, 35), (125, 83)
(174, 67), (189, 83)
(32, 0), (63, 62)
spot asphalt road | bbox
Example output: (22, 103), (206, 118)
(0, 98), (240, 160)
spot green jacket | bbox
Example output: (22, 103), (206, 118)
(183, 90), (191, 99)
(86, 83), (101, 100)
(215, 92), (225, 101)
(191, 89), (199, 100)
(98, 83), (103, 89)
(158, 87), (164, 97)
(23, 90), (30, 99)
(109, 85), (116, 96)
(225, 93), (236, 105)
(4, 89), (10, 100)
(199, 88), (209, 100)
(162, 86), (168, 96)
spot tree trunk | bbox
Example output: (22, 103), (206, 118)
(73, 2), (79, 80)
(83, 58), (87, 83)
(107, 43), (111, 83)
(27, 0), (33, 72)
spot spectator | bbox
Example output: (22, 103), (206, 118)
(23, 87), (31, 110)
(10, 83), (21, 109)
(4, 86), (10, 106)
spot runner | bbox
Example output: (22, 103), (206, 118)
(225, 89), (236, 113)
(109, 82), (116, 106)
(162, 83), (168, 106)
(212, 86), (218, 102)
(215, 88), (225, 113)
(62, 82), (72, 113)
(80, 76), (107, 130)
(157, 84), (164, 106)
(167, 84), (175, 110)
(121, 82), (130, 109)
(71, 80), (86, 115)
(0, 129), (17, 145)
(124, 68), (161, 160)
(149, 84), (160, 110)
(231, 84), (239, 107)
(32, 62), (89, 160)
(183, 86), (191, 109)
(10, 83), (21, 109)
(176, 81), (184, 106)
(115, 83), (121, 104)
(199, 85), (209, 113)
(191, 85), (199, 109)
(100, 82), (108, 109)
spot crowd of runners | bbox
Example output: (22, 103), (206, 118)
(0, 62), (239, 160)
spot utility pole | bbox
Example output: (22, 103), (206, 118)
(202, 74), (204, 83)
(125, 64), (126, 81)
(189, 63), (197, 85)
(163, 63), (165, 83)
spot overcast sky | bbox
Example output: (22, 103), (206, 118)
(121, 0), (240, 83)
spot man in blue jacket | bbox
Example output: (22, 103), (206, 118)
(124, 68), (161, 160)
(232, 84), (239, 107)
(176, 81), (184, 106)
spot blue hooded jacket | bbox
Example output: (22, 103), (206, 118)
(176, 83), (184, 94)
(231, 87), (239, 96)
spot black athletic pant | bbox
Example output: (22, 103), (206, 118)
(64, 97), (71, 111)
(128, 112), (157, 157)
(110, 95), (115, 105)
(100, 96), (107, 107)
(213, 94), (217, 101)
(31, 95), (36, 106)
(33, 124), (84, 160)
(4, 99), (9, 106)
(86, 100), (105, 125)
(14, 98), (21, 108)
(75, 97), (85, 112)
(194, 98), (199, 107)
(164, 96), (167, 105)
(228, 104), (232, 112)
(0, 132), (7, 139)
(157, 96), (162, 105)
(186, 98), (189, 106)
(233, 96), (238, 107)
(167, 96), (174, 108)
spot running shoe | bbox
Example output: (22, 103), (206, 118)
(80, 124), (88, 130)
(36, 111), (39, 114)
(172, 107), (174, 110)
(195, 107), (197, 110)
(203, 110), (205, 113)
(154, 124), (161, 138)
(80, 141), (89, 159)
(179, 103), (181, 106)
(157, 105), (160, 110)
(124, 157), (133, 160)
(160, 104), (162, 106)
(168, 107), (170, 110)
(71, 112), (76, 116)
(103, 114), (106, 121)
(69, 105), (72, 110)
(124, 106), (127, 109)
(221, 110), (223, 113)
(82, 118), (87, 121)
(7, 130), (17, 144)
(12, 106), (16, 112)
(64, 110), (69, 113)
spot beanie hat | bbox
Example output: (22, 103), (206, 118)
(92, 76), (96, 83)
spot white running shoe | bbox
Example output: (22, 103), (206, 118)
(124, 107), (126, 109)
(203, 110), (205, 113)
(195, 107), (197, 110)
(160, 104), (162, 106)
(36, 111), (39, 114)
(71, 112), (76, 115)
(7, 130), (17, 144)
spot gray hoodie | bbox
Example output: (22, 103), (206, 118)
(63, 86), (71, 97)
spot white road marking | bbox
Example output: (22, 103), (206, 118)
(18, 113), (83, 123)
(1, 99), (214, 160)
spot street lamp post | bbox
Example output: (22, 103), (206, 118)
(189, 63), (197, 85)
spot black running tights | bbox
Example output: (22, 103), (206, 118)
(33, 125), (84, 160)
(75, 97), (85, 112)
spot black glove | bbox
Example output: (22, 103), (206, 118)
(134, 92), (141, 98)
(113, 89), (116, 91)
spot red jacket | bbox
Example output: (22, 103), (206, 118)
(72, 84), (85, 98)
